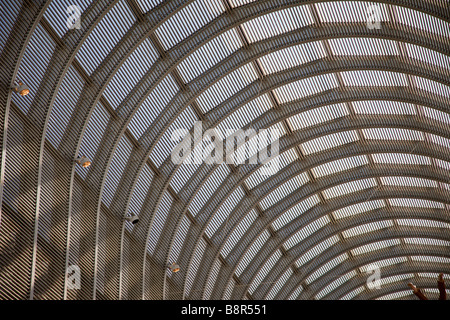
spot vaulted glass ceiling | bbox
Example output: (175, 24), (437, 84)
(0, 0), (449, 301)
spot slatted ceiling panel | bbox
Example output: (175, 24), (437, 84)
(258, 41), (326, 74)
(316, 1), (389, 23)
(423, 107), (450, 125)
(203, 259), (221, 300)
(315, 270), (357, 300)
(44, 0), (93, 36)
(241, 5), (314, 44)
(341, 70), (408, 87)
(205, 187), (244, 238)
(259, 173), (309, 210)
(135, 0), (163, 13)
(155, 0), (225, 50)
(248, 250), (282, 294)
(306, 253), (348, 285)
(404, 238), (450, 247)
(411, 256), (450, 264)
(312, 155), (368, 179)
(288, 285), (304, 300)
(362, 128), (425, 141)
(96, 208), (108, 296)
(396, 5), (450, 38)
(170, 162), (200, 193)
(185, 238), (207, 297)
(380, 176), (438, 188)
(127, 164), (154, 232)
(265, 266), (293, 300)
(341, 286), (365, 300)
(351, 239), (401, 257)
(301, 131), (359, 156)
(435, 159), (450, 170)
(377, 290), (412, 300)
(274, 73), (338, 104)
(272, 194), (321, 231)
(228, 0), (256, 8)
(13, 24), (55, 115)
(424, 288), (450, 295)
(37, 148), (55, 243)
(177, 28), (242, 83)
(342, 220), (394, 239)
(333, 200), (385, 220)
(168, 215), (191, 275)
(284, 216), (331, 251)
(46, 66), (85, 148)
(323, 178), (377, 200)
(121, 233), (132, 299)
(189, 164), (230, 216)
(295, 235), (339, 268)
(397, 219), (450, 229)
(288, 103), (349, 131)
(404, 42), (450, 70)
(235, 230), (270, 277)
(128, 74), (179, 139)
(414, 77), (450, 99)
(359, 257), (408, 273)
(147, 191), (172, 254)
(196, 63), (258, 113)
(150, 106), (197, 167)
(328, 38), (399, 56)
(352, 101), (417, 116)
(372, 153), (431, 166)
(216, 94), (272, 140)
(223, 279), (236, 300)
(0, 1), (21, 53)
(221, 209), (258, 258)
(103, 38), (159, 109)
(429, 134), (450, 150)
(418, 273), (450, 280)
(76, 0), (135, 75)
(77, 102), (110, 179)
(388, 198), (445, 209)
(101, 135), (133, 207)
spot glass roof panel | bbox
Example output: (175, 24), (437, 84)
(372, 153), (431, 166)
(288, 103), (349, 131)
(235, 230), (270, 276)
(351, 239), (401, 256)
(260, 172), (309, 210)
(435, 159), (450, 171)
(284, 215), (330, 251)
(341, 70), (408, 87)
(414, 77), (450, 100)
(221, 209), (258, 258)
(315, 270), (357, 300)
(248, 250), (282, 294)
(147, 191), (172, 254)
(258, 41), (326, 74)
(342, 220), (393, 239)
(229, 0), (256, 8)
(76, 0), (135, 75)
(429, 134), (450, 150)
(196, 63), (258, 113)
(359, 257), (407, 273)
(341, 286), (365, 300)
(404, 42), (450, 70)
(411, 256), (450, 264)
(274, 74), (338, 104)
(396, 5), (450, 38)
(418, 273), (450, 280)
(397, 219), (450, 229)
(404, 238), (450, 247)
(135, 0), (163, 13)
(329, 38), (399, 56)
(423, 107), (450, 125)
(312, 155), (368, 178)
(0, 1), (21, 53)
(380, 176), (437, 188)
(266, 268), (293, 300)
(352, 100), (416, 115)
(316, 1), (389, 23)
(295, 235), (339, 267)
(377, 291), (412, 300)
(306, 253), (348, 284)
(272, 194), (321, 231)
(241, 6), (314, 43)
(323, 178), (377, 200)
(333, 200), (385, 220)
(301, 130), (359, 155)
(177, 28), (242, 83)
(155, 0), (225, 50)
(388, 198), (444, 209)
(362, 128), (424, 141)
(170, 161), (200, 193)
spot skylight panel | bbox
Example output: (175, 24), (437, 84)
(333, 200), (385, 220)
(266, 268), (293, 300)
(103, 38), (159, 109)
(329, 38), (398, 56)
(306, 253), (348, 284)
(147, 191), (172, 254)
(423, 107), (450, 125)
(135, 0), (163, 13)
(288, 103), (349, 131)
(316, 1), (389, 23)
(235, 230), (270, 276)
(259, 173), (309, 210)
(341, 286), (364, 300)
(323, 178), (377, 200)
(397, 219), (450, 229)
(396, 5), (450, 38)
(353, 101), (416, 115)
(362, 128), (424, 141)
(128, 75), (179, 139)
(404, 238), (450, 247)
(315, 270), (357, 300)
(0, 1), (21, 53)
(283, 215), (330, 250)
(177, 28), (242, 83)
(404, 42), (450, 71)
(258, 41), (326, 74)
(301, 131), (359, 155)
(189, 164), (230, 216)
(221, 210), (258, 258)
(411, 256), (450, 264)
(343, 220), (393, 239)
(241, 6), (314, 43)
(295, 235), (339, 267)
(388, 198), (444, 209)
(381, 176), (437, 188)
(155, 0), (225, 50)
(351, 239), (400, 256)
(44, 0), (94, 37)
(377, 291), (412, 300)
(248, 250), (282, 294)
(372, 153), (430, 166)
(312, 155), (368, 178)
(76, 0), (135, 75)
(341, 70), (408, 86)
(359, 257), (408, 273)
(274, 74), (338, 104)
(414, 77), (450, 100)
(196, 63), (258, 113)
(272, 194), (320, 231)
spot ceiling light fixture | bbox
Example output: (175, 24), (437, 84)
(167, 262), (180, 273)
(74, 155), (91, 168)
(124, 213), (139, 225)
(12, 81), (30, 96)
